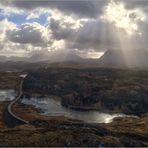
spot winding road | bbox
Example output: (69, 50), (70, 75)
(4, 75), (29, 127)
(7, 78), (29, 124)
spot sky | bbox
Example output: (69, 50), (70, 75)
(0, 0), (148, 58)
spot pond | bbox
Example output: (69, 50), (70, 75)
(0, 90), (15, 101)
(21, 97), (127, 123)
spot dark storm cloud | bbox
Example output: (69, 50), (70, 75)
(49, 18), (77, 40)
(119, 0), (148, 12)
(49, 17), (126, 51)
(4, 0), (108, 18)
(67, 21), (124, 50)
(135, 21), (148, 48)
(1, 0), (148, 56)
(8, 0), (148, 16)
(7, 23), (49, 44)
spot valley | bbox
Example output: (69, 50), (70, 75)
(1, 0), (148, 146)
(0, 66), (147, 146)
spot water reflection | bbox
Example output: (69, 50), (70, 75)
(20, 74), (28, 78)
(21, 97), (126, 123)
(0, 90), (15, 101)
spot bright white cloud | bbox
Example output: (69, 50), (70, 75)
(0, 19), (16, 42)
(49, 10), (85, 30)
(101, 0), (145, 35)
(77, 49), (105, 59)
(51, 39), (65, 50)
(0, 20), (50, 56)
(26, 8), (51, 20)
(0, 0), (148, 58)
(7, 22), (50, 45)
(0, 3), (25, 16)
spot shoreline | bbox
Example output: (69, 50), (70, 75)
(22, 92), (141, 117)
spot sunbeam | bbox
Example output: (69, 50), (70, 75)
(100, 0), (146, 67)
(101, 0), (145, 36)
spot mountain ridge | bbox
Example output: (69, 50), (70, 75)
(1, 49), (148, 68)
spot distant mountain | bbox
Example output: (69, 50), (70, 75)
(98, 50), (126, 67)
(29, 53), (50, 62)
(0, 51), (94, 63)
(0, 52), (87, 63)
(0, 56), (28, 62)
(98, 49), (148, 68)
(28, 51), (101, 64)
(1, 49), (148, 68)
(0, 56), (7, 62)
(28, 52), (84, 63)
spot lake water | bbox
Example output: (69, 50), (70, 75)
(0, 90), (15, 101)
(21, 97), (127, 123)
(0, 73), (26, 102)
(20, 74), (28, 78)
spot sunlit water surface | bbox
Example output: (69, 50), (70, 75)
(21, 97), (128, 123)
(0, 90), (15, 101)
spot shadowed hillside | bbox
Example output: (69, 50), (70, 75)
(99, 49), (148, 68)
